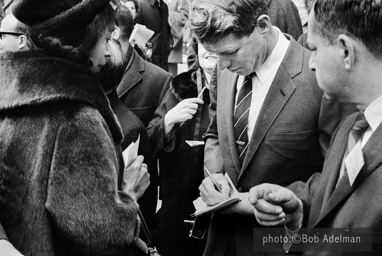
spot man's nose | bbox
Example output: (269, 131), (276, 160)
(218, 56), (230, 70)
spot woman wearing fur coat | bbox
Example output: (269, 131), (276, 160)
(0, 0), (149, 255)
(147, 40), (217, 256)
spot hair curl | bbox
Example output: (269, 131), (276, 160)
(190, 0), (267, 44)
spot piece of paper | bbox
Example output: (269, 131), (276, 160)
(192, 173), (241, 216)
(185, 140), (205, 147)
(129, 24), (155, 48)
(122, 134), (140, 167)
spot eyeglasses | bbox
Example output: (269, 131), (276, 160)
(0, 31), (25, 40)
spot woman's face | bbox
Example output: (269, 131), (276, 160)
(198, 43), (217, 75)
(122, 1), (137, 19)
(88, 31), (112, 73)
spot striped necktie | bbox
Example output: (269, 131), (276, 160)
(234, 74), (254, 164)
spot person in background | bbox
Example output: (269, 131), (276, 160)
(190, 0), (355, 255)
(135, 0), (173, 71)
(0, 0), (149, 255)
(96, 35), (159, 256)
(250, 0), (382, 254)
(0, 13), (35, 52)
(167, 0), (189, 76)
(121, 0), (139, 19)
(115, 3), (173, 127)
(147, 38), (217, 256)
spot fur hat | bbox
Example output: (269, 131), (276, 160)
(11, 0), (110, 41)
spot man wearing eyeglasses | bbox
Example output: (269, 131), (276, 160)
(0, 13), (32, 52)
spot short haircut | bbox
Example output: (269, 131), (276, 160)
(14, 17), (37, 50)
(190, 0), (268, 44)
(115, 3), (135, 40)
(126, 0), (139, 13)
(313, 0), (382, 58)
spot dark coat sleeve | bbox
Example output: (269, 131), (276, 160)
(45, 107), (140, 255)
(147, 87), (180, 157)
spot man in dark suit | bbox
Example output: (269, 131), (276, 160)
(135, 0), (173, 71)
(115, 2), (173, 127)
(250, 0), (382, 254)
(190, 0), (354, 255)
(266, 0), (303, 40)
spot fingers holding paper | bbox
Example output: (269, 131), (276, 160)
(248, 184), (303, 229)
(199, 173), (230, 206)
(122, 155), (150, 202)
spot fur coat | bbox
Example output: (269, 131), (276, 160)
(0, 51), (139, 256)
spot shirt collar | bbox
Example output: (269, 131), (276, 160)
(364, 94), (382, 131)
(255, 26), (290, 85)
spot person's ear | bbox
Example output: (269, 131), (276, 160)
(337, 34), (354, 70)
(256, 14), (271, 35)
(18, 35), (28, 50)
(112, 26), (120, 40)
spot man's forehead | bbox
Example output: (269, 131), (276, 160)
(1, 15), (18, 31)
(202, 34), (241, 53)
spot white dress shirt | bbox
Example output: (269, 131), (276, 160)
(235, 26), (290, 141)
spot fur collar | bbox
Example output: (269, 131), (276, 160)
(170, 69), (199, 101)
(0, 50), (123, 144)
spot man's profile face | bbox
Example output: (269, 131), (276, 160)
(0, 14), (23, 52)
(201, 27), (268, 76)
(307, 9), (346, 102)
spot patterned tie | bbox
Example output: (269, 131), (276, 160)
(337, 112), (369, 185)
(234, 74), (254, 164)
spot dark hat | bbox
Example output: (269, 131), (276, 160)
(11, 0), (111, 39)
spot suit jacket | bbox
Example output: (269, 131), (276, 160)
(135, 0), (173, 71)
(289, 112), (382, 255)
(266, 0), (303, 40)
(203, 37), (352, 256)
(167, 0), (189, 64)
(116, 46), (173, 127)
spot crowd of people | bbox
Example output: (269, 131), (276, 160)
(0, 0), (381, 256)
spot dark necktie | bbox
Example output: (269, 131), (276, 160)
(234, 74), (254, 164)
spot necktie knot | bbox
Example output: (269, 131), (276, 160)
(352, 112), (369, 133)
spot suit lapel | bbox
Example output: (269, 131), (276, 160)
(308, 115), (355, 226)
(239, 38), (302, 177)
(314, 115), (382, 226)
(116, 49), (143, 98)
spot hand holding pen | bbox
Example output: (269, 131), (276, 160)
(204, 167), (223, 193)
(163, 93), (204, 135)
(199, 167), (230, 206)
(179, 86), (207, 127)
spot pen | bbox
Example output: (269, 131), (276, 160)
(179, 87), (207, 127)
(204, 167), (223, 193)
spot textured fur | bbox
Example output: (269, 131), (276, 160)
(170, 69), (198, 101)
(0, 50), (140, 256)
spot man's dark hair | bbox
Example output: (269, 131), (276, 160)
(190, 0), (268, 44)
(314, 0), (382, 58)
(116, 2), (135, 40)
